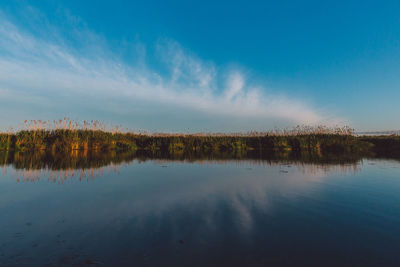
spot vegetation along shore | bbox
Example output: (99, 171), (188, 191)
(0, 119), (398, 158)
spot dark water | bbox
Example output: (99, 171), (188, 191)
(1, 153), (400, 266)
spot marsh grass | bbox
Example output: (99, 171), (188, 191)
(0, 120), (373, 158)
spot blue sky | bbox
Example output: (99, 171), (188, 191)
(0, 0), (399, 131)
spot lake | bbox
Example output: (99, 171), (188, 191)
(1, 152), (400, 266)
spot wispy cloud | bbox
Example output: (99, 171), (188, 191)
(0, 10), (343, 131)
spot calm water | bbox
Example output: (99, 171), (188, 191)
(1, 155), (400, 266)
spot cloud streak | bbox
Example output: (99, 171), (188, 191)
(0, 11), (343, 131)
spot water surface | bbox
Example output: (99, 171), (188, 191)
(1, 153), (400, 266)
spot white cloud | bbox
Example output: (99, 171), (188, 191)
(0, 14), (344, 131)
(225, 73), (244, 101)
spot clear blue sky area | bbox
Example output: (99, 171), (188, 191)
(0, 0), (399, 131)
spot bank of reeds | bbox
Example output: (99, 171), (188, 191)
(359, 135), (400, 157)
(0, 120), (373, 157)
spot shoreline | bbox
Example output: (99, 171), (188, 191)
(1, 129), (398, 157)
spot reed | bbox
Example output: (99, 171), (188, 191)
(0, 120), (373, 157)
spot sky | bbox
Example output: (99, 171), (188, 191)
(0, 0), (399, 132)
